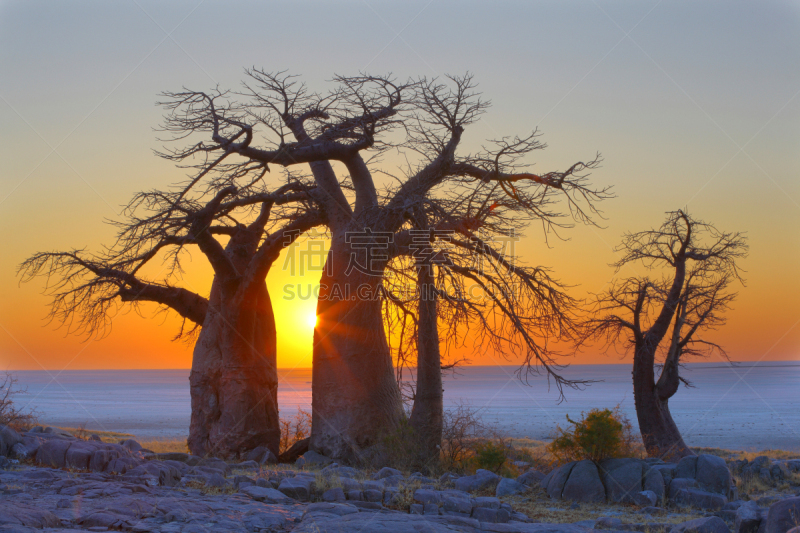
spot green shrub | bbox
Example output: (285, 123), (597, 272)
(549, 406), (637, 463)
(473, 441), (507, 473)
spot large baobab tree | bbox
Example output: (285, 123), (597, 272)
(580, 210), (747, 460)
(19, 118), (321, 458)
(145, 70), (608, 461)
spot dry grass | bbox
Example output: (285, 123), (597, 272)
(313, 471), (343, 495)
(735, 470), (800, 499)
(691, 447), (800, 461)
(735, 473), (773, 498)
(49, 426), (134, 441)
(137, 438), (189, 453)
(504, 486), (703, 526)
(507, 439), (559, 473)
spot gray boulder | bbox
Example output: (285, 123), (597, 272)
(64, 440), (96, 469)
(234, 459), (260, 470)
(10, 442), (28, 460)
(562, 460), (605, 503)
(278, 476), (314, 501)
(516, 469), (545, 486)
(362, 479), (385, 492)
(197, 457), (230, 474)
(246, 445), (277, 464)
(34, 438), (72, 468)
(633, 490), (658, 507)
(240, 485), (295, 503)
(119, 438), (143, 452)
(42, 426), (72, 438)
(763, 497), (800, 533)
(644, 467), (666, 503)
(442, 494), (472, 515)
(413, 488), (441, 505)
(673, 487), (727, 510)
(374, 466), (402, 479)
(125, 461), (181, 486)
(474, 496), (501, 509)
(600, 458), (644, 504)
(734, 500), (762, 533)
(454, 469), (501, 492)
(496, 477), (527, 497)
(323, 487), (346, 502)
(205, 472), (227, 487)
(670, 516), (731, 533)
(340, 477), (361, 492)
(670, 478), (699, 499)
(696, 455), (733, 496)
(676, 456), (699, 479)
(363, 489), (383, 502)
(546, 461), (577, 499)
(653, 463), (678, 486)
(298, 450), (332, 467)
(0, 425), (22, 457)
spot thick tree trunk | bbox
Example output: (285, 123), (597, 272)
(409, 264), (443, 468)
(310, 245), (403, 462)
(632, 345), (693, 461)
(188, 278), (280, 458)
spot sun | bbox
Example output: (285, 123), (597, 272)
(306, 312), (318, 329)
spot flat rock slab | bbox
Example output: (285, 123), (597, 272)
(293, 511), (601, 532)
(240, 484), (296, 503)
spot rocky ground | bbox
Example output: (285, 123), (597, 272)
(1, 426), (800, 533)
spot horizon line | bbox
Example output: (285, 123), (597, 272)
(9, 360), (799, 372)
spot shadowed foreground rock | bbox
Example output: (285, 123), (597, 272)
(2, 434), (797, 533)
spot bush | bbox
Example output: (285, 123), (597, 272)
(279, 409), (311, 454)
(0, 372), (39, 430)
(473, 440), (507, 473)
(549, 406), (638, 463)
(440, 403), (488, 471)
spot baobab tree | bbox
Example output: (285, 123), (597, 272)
(145, 70), (609, 461)
(580, 210), (747, 459)
(19, 139), (321, 457)
(381, 168), (610, 467)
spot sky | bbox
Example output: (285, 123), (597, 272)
(0, 0), (798, 371)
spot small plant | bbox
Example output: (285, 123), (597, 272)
(440, 403), (489, 472)
(384, 478), (423, 511)
(280, 409), (311, 454)
(0, 372), (39, 430)
(548, 406), (638, 463)
(473, 441), (507, 473)
(313, 471), (343, 499)
(74, 422), (89, 440)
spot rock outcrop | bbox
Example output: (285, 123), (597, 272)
(544, 454), (733, 509)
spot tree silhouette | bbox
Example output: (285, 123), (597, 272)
(580, 210), (747, 459)
(20, 152), (321, 457)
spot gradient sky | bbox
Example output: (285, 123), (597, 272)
(1, 0), (798, 371)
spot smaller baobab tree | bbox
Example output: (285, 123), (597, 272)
(580, 210), (747, 460)
(19, 135), (321, 457)
(382, 161), (609, 468)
